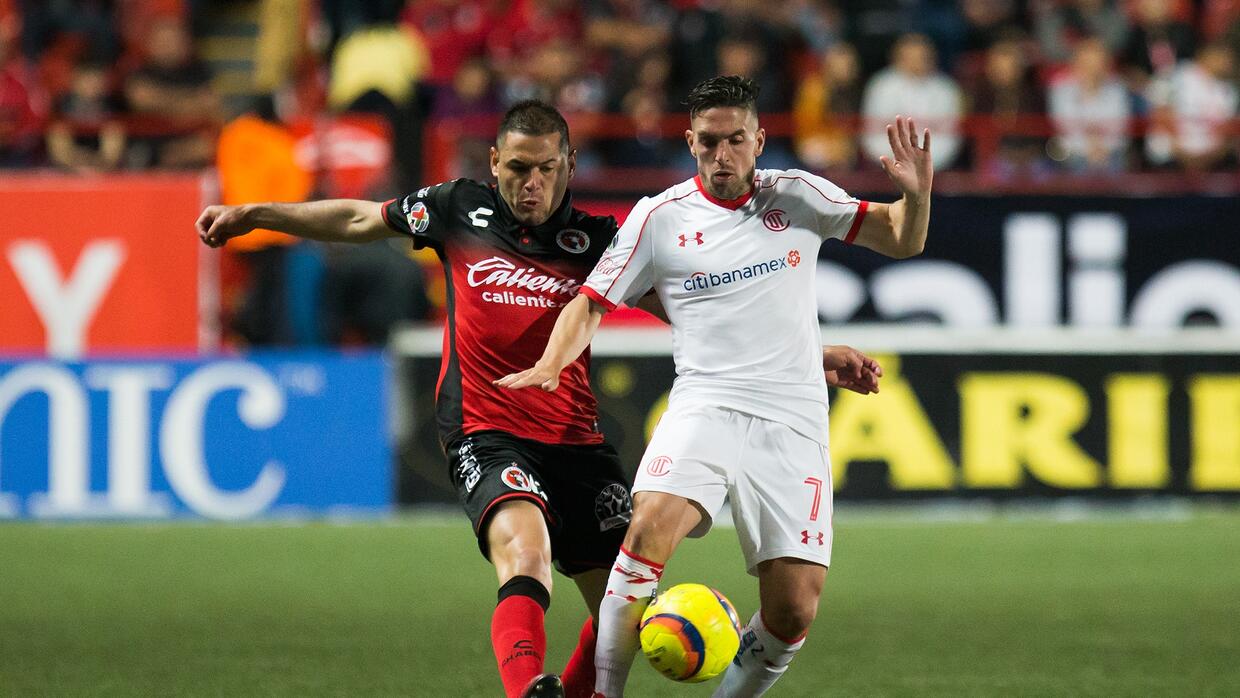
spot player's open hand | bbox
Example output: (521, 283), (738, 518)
(823, 345), (882, 395)
(196, 205), (253, 248)
(878, 115), (932, 198)
(494, 363), (561, 392)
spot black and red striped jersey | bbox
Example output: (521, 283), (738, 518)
(382, 179), (618, 449)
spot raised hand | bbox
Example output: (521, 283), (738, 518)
(878, 115), (933, 199)
(195, 205), (253, 248)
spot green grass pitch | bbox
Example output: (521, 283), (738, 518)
(2, 510), (1238, 696)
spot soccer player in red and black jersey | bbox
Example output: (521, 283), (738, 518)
(196, 101), (655, 698)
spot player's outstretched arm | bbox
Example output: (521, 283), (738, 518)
(494, 294), (607, 392)
(196, 200), (399, 248)
(852, 115), (932, 259)
(823, 345), (882, 395)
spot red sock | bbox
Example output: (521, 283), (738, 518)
(491, 583), (548, 698)
(561, 617), (597, 698)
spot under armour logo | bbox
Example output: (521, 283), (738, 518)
(801, 530), (824, 546)
(678, 232), (704, 247)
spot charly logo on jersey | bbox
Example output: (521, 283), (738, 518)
(404, 201), (430, 233)
(501, 465), (547, 500)
(682, 250), (801, 292)
(763, 209), (790, 232)
(556, 228), (590, 253)
(594, 484), (632, 531)
(466, 256), (581, 296)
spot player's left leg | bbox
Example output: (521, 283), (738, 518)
(542, 440), (633, 698)
(560, 569), (607, 698)
(713, 558), (827, 697)
(713, 414), (834, 697)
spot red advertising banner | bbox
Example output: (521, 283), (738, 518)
(0, 174), (208, 356)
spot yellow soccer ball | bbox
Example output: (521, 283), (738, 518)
(639, 583), (742, 683)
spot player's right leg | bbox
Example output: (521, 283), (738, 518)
(593, 491), (702, 697)
(485, 501), (562, 698)
(448, 433), (562, 698)
(593, 406), (738, 697)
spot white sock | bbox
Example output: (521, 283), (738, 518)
(593, 547), (664, 697)
(712, 610), (806, 698)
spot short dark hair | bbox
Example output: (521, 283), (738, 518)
(684, 75), (760, 119)
(497, 99), (571, 152)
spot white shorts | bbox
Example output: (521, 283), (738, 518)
(632, 405), (833, 574)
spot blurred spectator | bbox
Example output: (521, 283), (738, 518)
(836, 0), (918, 76)
(1119, 0), (1196, 88)
(504, 37), (605, 114)
(716, 32), (790, 113)
(46, 60), (125, 171)
(793, 42), (862, 170)
(328, 21), (428, 190)
(432, 57), (500, 181)
(124, 17), (219, 168)
(1145, 40), (1237, 171)
(216, 95), (315, 346)
(861, 33), (964, 169)
(585, 0), (674, 84)
(0, 11), (44, 166)
(787, 0), (846, 55)
(604, 85), (681, 168)
(400, 0), (499, 90)
(328, 23), (427, 112)
(958, 0), (1025, 55)
(665, 0), (797, 99)
(969, 34), (1049, 178)
(432, 56), (500, 119)
(488, 0), (584, 90)
(1047, 37), (1131, 172)
(1031, 0), (1130, 64)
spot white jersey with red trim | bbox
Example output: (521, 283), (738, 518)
(582, 168), (869, 445)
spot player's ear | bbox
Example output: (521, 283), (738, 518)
(754, 126), (766, 158)
(567, 147), (577, 180)
(685, 129), (695, 155)
(489, 146), (500, 178)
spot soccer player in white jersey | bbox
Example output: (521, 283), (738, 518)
(497, 75), (931, 697)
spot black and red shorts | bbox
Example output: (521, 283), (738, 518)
(447, 430), (632, 576)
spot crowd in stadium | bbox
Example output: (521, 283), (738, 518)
(2, 0), (1238, 180)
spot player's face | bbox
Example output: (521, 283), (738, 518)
(686, 106), (765, 200)
(491, 132), (576, 226)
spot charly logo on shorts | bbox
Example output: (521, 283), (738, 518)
(594, 484), (632, 532)
(556, 228), (589, 253)
(502, 465), (548, 500)
(646, 456), (672, 477)
(456, 440), (481, 492)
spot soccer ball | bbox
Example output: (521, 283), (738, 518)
(639, 583), (742, 683)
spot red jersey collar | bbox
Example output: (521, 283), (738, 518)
(694, 174), (756, 210)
